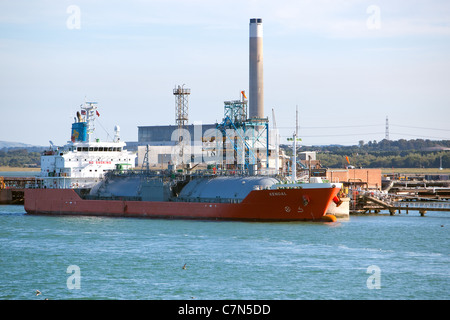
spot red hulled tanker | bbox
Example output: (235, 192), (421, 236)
(24, 17), (344, 222)
(25, 174), (341, 222)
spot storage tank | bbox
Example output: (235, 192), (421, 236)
(179, 176), (279, 201)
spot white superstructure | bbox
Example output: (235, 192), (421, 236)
(40, 101), (136, 188)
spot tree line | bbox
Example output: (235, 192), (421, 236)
(316, 150), (449, 169)
(1, 139), (450, 169)
(289, 139), (450, 169)
(0, 149), (41, 168)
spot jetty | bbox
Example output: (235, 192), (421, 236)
(328, 169), (450, 216)
(0, 177), (43, 204)
(351, 193), (450, 216)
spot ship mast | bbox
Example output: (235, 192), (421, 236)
(82, 101), (98, 142)
(287, 105), (301, 182)
(293, 106), (298, 182)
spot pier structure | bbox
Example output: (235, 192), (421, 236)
(0, 176), (43, 204)
(352, 192), (450, 216)
(323, 168), (450, 216)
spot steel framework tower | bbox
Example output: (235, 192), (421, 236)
(385, 116), (390, 140)
(173, 85), (190, 164)
(174, 85), (190, 134)
(217, 91), (269, 174)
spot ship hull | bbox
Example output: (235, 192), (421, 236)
(24, 186), (340, 221)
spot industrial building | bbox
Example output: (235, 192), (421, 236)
(138, 124), (217, 146)
(136, 100), (283, 173)
(136, 123), (217, 169)
(135, 18), (288, 175)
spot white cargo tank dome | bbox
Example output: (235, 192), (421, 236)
(179, 176), (279, 201)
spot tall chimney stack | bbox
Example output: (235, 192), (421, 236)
(249, 18), (264, 119)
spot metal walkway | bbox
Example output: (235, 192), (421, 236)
(354, 195), (450, 216)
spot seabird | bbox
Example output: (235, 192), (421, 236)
(35, 290), (41, 296)
(182, 263), (187, 270)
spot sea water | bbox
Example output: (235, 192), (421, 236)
(0, 205), (448, 300)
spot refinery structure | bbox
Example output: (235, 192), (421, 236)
(22, 18), (347, 222)
(137, 18), (289, 177)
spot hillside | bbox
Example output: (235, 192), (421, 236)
(0, 141), (36, 149)
(0, 148), (43, 168)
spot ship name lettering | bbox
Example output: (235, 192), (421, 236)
(269, 192), (287, 196)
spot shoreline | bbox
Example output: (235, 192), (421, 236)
(0, 166), (40, 172)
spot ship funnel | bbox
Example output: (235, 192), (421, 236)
(249, 18), (264, 119)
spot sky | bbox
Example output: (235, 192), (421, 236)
(1, 0), (449, 147)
